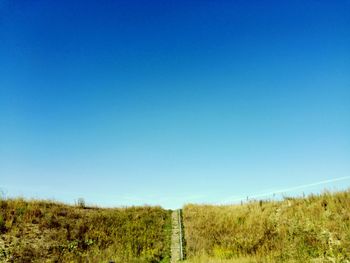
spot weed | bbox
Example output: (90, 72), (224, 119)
(76, 198), (86, 209)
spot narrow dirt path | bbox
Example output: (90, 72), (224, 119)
(170, 209), (183, 262)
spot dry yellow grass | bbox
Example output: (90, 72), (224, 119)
(1, 190), (350, 262)
(0, 198), (171, 262)
(184, 254), (260, 263)
(183, 190), (350, 262)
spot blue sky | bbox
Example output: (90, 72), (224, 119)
(1, 0), (349, 208)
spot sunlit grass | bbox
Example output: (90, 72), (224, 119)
(183, 190), (350, 262)
(1, 190), (350, 262)
(0, 198), (171, 262)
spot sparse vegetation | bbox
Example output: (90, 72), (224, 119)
(183, 190), (350, 262)
(0, 198), (171, 262)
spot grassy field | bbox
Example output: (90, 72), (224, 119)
(183, 190), (350, 263)
(0, 198), (172, 263)
(1, 190), (350, 262)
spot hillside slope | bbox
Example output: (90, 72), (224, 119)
(0, 199), (171, 263)
(183, 190), (350, 262)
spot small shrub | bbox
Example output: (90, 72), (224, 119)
(77, 198), (86, 209)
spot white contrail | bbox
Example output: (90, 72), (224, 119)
(220, 176), (350, 204)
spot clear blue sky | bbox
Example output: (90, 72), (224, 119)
(1, 0), (349, 208)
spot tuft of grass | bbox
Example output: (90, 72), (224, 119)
(0, 198), (171, 262)
(183, 190), (350, 262)
(184, 254), (261, 263)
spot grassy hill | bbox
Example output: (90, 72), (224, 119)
(0, 199), (171, 263)
(183, 190), (350, 262)
(1, 190), (350, 262)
